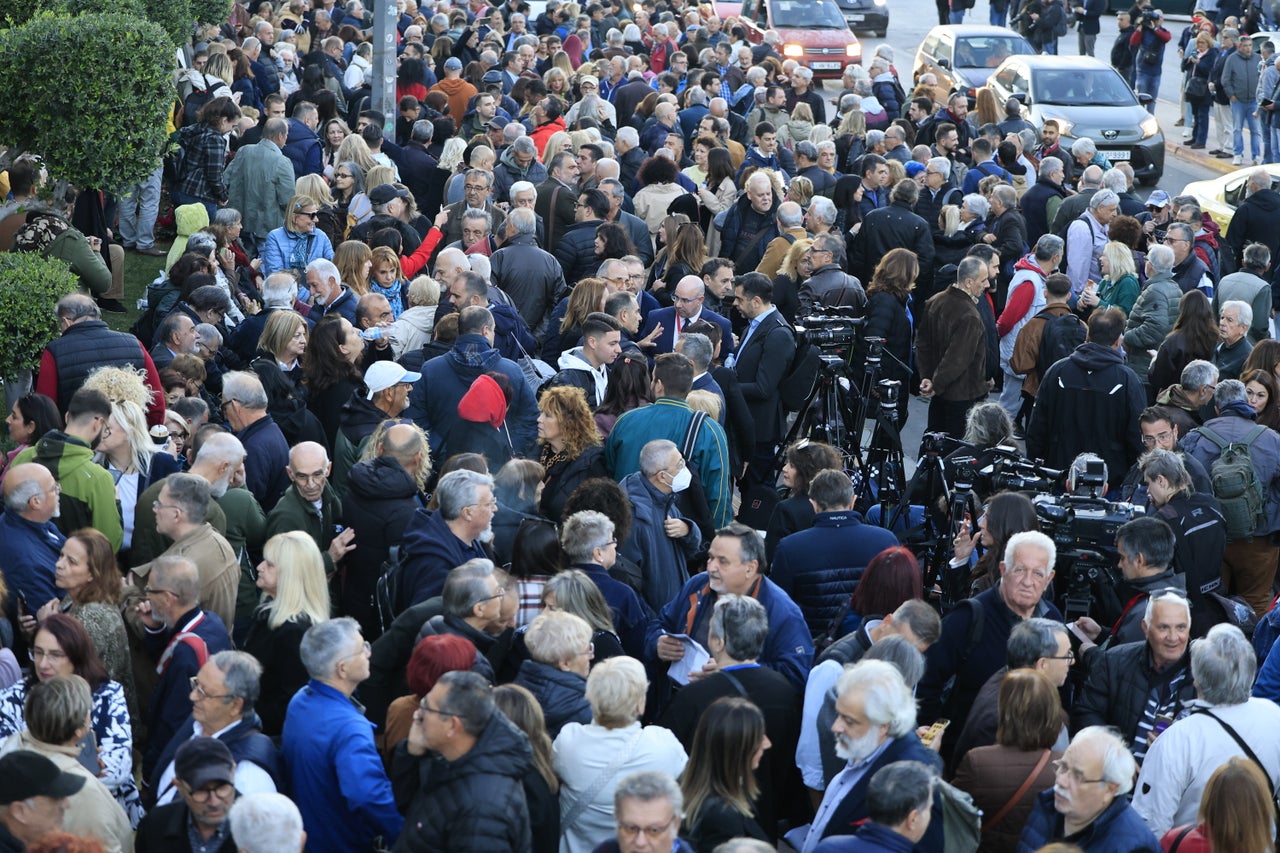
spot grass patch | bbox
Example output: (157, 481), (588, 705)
(109, 239), (173, 334)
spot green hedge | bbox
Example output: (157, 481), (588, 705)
(190, 0), (230, 26)
(0, 253), (79, 377)
(0, 13), (176, 194)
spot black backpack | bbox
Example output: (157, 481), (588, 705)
(1036, 309), (1086, 377)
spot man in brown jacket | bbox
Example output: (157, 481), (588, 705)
(917, 255), (992, 440)
(1010, 273), (1077, 399)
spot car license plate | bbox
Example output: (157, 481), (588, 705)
(813, 61), (843, 69)
(848, 13), (865, 20)
(1103, 149), (1131, 160)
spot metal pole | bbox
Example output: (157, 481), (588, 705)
(371, 0), (397, 135)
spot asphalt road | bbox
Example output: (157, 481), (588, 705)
(793, 0), (1230, 473)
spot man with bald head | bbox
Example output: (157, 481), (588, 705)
(0, 462), (64, 640)
(266, 441), (355, 575)
(640, 275), (735, 356)
(342, 423), (430, 636)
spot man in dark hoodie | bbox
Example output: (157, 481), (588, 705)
(406, 303), (538, 460)
(1026, 307), (1146, 487)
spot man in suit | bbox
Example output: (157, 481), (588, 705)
(151, 312), (200, 370)
(676, 332), (725, 424)
(729, 272), (795, 486)
(534, 150), (579, 254)
(639, 276), (734, 356)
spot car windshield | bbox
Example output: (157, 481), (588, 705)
(954, 35), (1031, 68)
(771, 0), (848, 28)
(1033, 68), (1137, 106)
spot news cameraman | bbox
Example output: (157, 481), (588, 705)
(1129, 7), (1173, 111)
(1073, 516), (1183, 654)
(1140, 448), (1226, 637)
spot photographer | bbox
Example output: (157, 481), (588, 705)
(1074, 516), (1183, 653)
(1140, 449), (1226, 637)
(1129, 8), (1172, 110)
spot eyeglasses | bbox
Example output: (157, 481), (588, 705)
(617, 817), (676, 840)
(144, 586), (176, 598)
(153, 500), (182, 514)
(28, 647), (68, 664)
(469, 498), (500, 511)
(185, 782), (235, 802)
(189, 676), (234, 700)
(1140, 430), (1174, 447)
(334, 172), (353, 178)
(1045, 649), (1076, 663)
(577, 642), (595, 658)
(595, 539), (618, 550)
(1052, 759), (1108, 786)
(464, 183), (489, 192)
(294, 210), (320, 219)
(419, 698), (456, 718)
(472, 588), (507, 606)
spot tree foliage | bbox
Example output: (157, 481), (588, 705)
(137, 0), (193, 46)
(0, 253), (79, 377)
(0, 13), (176, 193)
(190, 0), (230, 26)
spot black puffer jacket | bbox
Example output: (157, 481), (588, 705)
(391, 712), (533, 853)
(341, 457), (421, 638)
(511, 659), (591, 738)
(552, 219), (606, 286)
(849, 201), (935, 285)
(491, 233), (567, 333)
(1070, 640), (1196, 746)
(540, 445), (608, 522)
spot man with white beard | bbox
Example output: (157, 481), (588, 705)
(787, 660), (944, 853)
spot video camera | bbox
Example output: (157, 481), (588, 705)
(949, 445), (1063, 496)
(794, 307), (865, 359)
(1141, 9), (1161, 23)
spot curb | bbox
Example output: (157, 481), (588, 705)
(1157, 96), (1239, 177)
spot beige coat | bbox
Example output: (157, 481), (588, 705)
(135, 523), (239, 631)
(0, 730), (134, 853)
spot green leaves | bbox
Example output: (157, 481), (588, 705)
(0, 13), (175, 193)
(0, 253), (79, 377)
(190, 0), (231, 26)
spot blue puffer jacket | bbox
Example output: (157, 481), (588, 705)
(511, 659), (590, 738)
(281, 117), (323, 179)
(769, 511), (900, 640)
(1017, 789), (1160, 853)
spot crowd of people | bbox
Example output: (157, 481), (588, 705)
(6, 0), (1280, 850)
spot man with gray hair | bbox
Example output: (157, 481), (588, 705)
(136, 555), (235, 779)
(228, 273), (301, 363)
(224, 115), (295, 255)
(790, 659), (942, 852)
(0, 462), (64, 632)
(1063, 188), (1118, 298)
(414, 558), (509, 681)
(883, 125), (911, 163)
(916, 255), (992, 438)
(384, 119), (447, 218)
(794, 140), (835, 197)
(840, 761), (937, 851)
(151, 650), (280, 804)
(305, 257), (357, 325)
(756, 200), (807, 278)
(491, 205), (566, 334)
(1019, 726), (1158, 850)
(1135, 623), (1280, 833)
(399, 469), (495, 607)
(1182, 379), (1280, 615)
(607, 771), (688, 853)
(132, 472), (240, 632)
(1215, 298), (1254, 380)
(284, 617), (402, 852)
(229, 793), (305, 853)
(1050, 164), (1104, 233)
(493, 135), (548, 202)
(1215, 242), (1272, 344)
(997, 233), (1064, 419)
(620, 439), (703, 611)
(1020, 156), (1071, 244)
(1123, 245), (1182, 394)
(1223, 168), (1280, 276)
(220, 371), (290, 511)
(805, 196), (837, 236)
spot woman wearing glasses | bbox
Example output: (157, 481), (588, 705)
(0, 613), (140, 826)
(259, 193), (335, 279)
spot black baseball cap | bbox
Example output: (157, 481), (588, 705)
(175, 737), (236, 790)
(0, 751), (85, 804)
(369, 183), (410, 205)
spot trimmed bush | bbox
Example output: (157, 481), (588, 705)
(0, 13), (176, 194)
(191, 0), (230, 26)
(0, 252), (79, 377)
(138, 0), (194, 46)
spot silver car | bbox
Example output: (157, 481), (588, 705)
(983, 55), (1164, 184)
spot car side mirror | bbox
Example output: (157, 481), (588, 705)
(937, 57), (950, 69)
(1138, 92), (1153, 104)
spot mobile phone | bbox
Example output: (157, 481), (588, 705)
(920, 719), (950, 747)
(75, 729), (98, 775)
(1153, 714), (1174, 736)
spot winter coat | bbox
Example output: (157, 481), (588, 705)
(720, 192), (780, 272)
(770, 511), (899, 639)
(444, 372), (516, 472)
(540, 445), (607, 522)
(1224, 187), (1280, 276)
(952, 746), (1060, 853)
(916, 286), (988, 402)
(1018, 788), (1160, 853)
(14, 431), (122, 551)
(635, 182), (690, 239)
(1071, 640), (1196, 749)
(385, 306), (436, 360)
(281, 117), (323, 179)
(259, 226), (334, 278)
(224, 138), (296, 237)
(1026, 342), (1146, 483)
(239, 611), (315, 736)
(331, 393), (386, 498)
(492, 233), (566, 332)
(849, 201), (935, 289)
(512, 659), (590, 737)
(406, 333), (539, 458)
(493, 146), (549, 202)
(1123, 271), (1181, 382)
(340, 456), (421, 634)
(800, 263), (868, 312)
(1020, 179), (1071, 245)
(685, 797), (769, 851)
(0, 512), (64, 629)
(621, 471), (702, 612)
(1222, 46), (1262, 101)
(398, 507), (489, 608)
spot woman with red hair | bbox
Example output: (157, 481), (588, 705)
(376, 633), (477, 765)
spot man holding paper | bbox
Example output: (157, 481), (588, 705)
(645, 523), (814, 689)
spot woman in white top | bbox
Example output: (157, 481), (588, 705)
(553, 656), (688, 853)
(94, 398), (180, 553)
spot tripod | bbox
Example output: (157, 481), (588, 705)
(779, 354), (864, 463)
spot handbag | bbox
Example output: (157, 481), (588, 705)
(1186, 76), (1209, 101)
(512, 334), (556, 394)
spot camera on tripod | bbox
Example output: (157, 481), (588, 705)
(795, 308), (866, 357)
(948, 446), (1062, 496)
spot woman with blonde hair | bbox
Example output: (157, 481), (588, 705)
(260, 193), (334, 278)
(321, 116), (350, 176)
(334, 239), (373, 296)
(778, 101), (815, 149)
(774, 237), (814, 324)
(543, 66), (570, 98)
(537, 385), (606, 521)
(543, 277), (609, 360)
(1091, 240), (1140, 316)
(1162, 756), (1276, 852)
(241, 531), (331, 735)
(335, 133), (379, 175)
(972, 86), (1001, 127)
(254, 308), (309, 397)
(347, 163), (395, 227)
(786, 174), (814, 209)
(295, 173), (343, 246)
(541, 130), (575, 163)
(94, 398), (181, 554)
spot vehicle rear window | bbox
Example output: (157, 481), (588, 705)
(1033, 68), (1138, 106)
(954, 36), (1031, 68)
(770, 0), (848, 28)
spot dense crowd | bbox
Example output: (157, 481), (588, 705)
(6, 0), (1280, 851)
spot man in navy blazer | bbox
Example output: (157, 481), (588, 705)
(728, 272), (795, 485)
(639, 275), (734, 356)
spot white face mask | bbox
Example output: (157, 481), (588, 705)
(669, 464), (692, 493)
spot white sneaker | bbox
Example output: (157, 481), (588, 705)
(1233, 154), (1243, 165)
(1183, 130), (1194, 140)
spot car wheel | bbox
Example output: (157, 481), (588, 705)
(1137, 173), (1160, 187)
(874, 29), (886, 37)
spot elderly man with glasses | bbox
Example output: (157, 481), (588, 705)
(264, 442), (355, 577)
(136, 737), (244, 853)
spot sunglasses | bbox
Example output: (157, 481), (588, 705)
(295, 210), (320, 219)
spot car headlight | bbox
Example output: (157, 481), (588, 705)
(1050, 119), (1073, 137)
(846, 44), (861, 58)
(1140, 116), (1159, 139)
(783, 44), (803, 57)
(873, 0), (887, 6)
